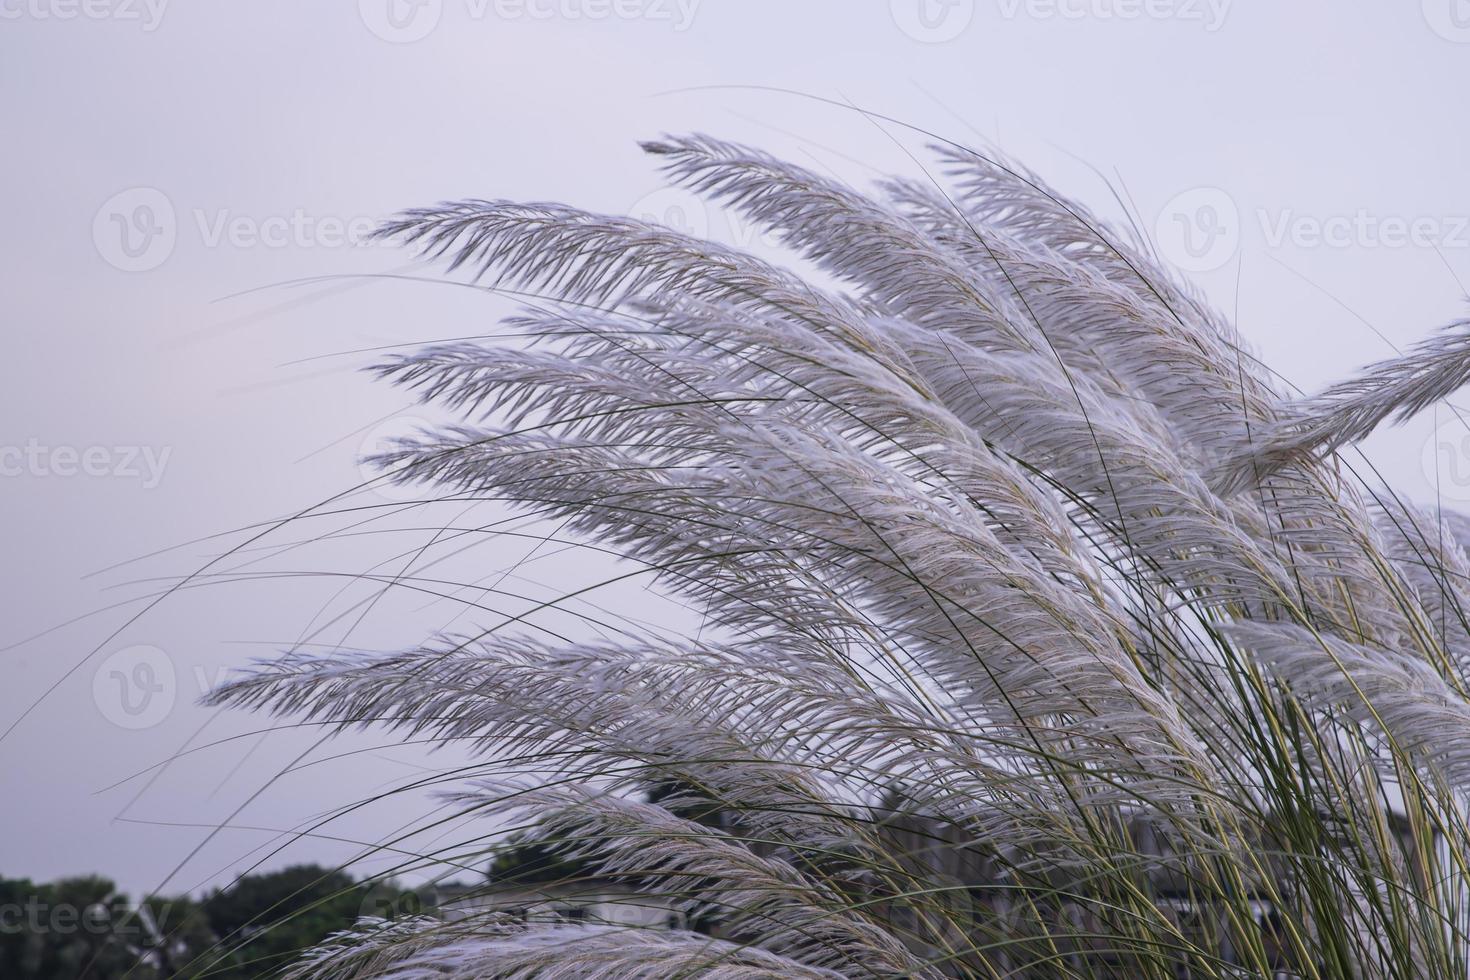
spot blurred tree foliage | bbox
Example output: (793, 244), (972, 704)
(0, 865), (423, 978)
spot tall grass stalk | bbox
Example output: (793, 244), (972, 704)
(210, 135), (1470, 978)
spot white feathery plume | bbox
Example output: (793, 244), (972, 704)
(1373, 496), (1470, 681)
(1209, 319), (1470, 495)
(286, 918), (850, 980)
(206, 134), (1470, 978)
(1223, 619), (1470, 789)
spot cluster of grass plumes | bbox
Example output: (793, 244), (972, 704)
(211, 134), (1470, 978)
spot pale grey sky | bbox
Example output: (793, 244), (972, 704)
(4, 1), (1470, 897)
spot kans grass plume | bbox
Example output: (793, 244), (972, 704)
(208, 135), (1470, 978)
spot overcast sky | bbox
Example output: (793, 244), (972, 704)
(5, 1), (1470, 897)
